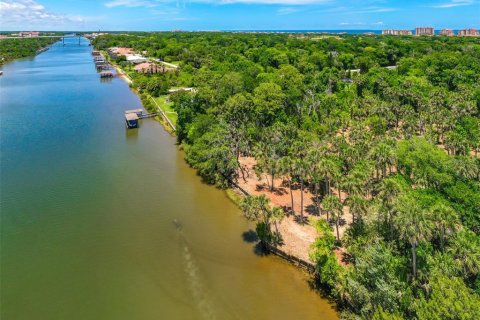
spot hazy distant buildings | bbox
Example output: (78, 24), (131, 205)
(458, 28), (479, 36)
(415, 27), (434, 36)
(83, 32), (108, 39)
(440, 29), (455, 36)
(382, 29), (412, 36)
(20, 31), (39, 37)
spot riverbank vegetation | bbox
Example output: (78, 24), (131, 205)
(0, 38), (58, 65)
(93, 32), (480, 319)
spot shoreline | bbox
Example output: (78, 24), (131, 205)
(98, 46), (320, 274)
(0, 39), (58, 67)
(104, 54), (177, 134)
(227, 185), (317, 272)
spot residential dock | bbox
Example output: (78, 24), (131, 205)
(124, 109), (159, 129)
(100, 71), (114, 78)
(125, 112), (139, 128)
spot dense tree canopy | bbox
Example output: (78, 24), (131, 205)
(0, 37), (58, 65)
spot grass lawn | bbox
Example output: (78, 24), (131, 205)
(153, 95), (177, 125)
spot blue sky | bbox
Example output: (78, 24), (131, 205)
(0, 0), (479, 31)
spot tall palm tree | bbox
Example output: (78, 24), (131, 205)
(306, 148), (325, 215)
(342, 172), (362, 197)
(345, 195), (368, 223)
(394, 195), (432, 277)
(270, 206), (285, 239)
(333, 172), (344, 202)
(430, 203), (459, 252)
(279, 156), (295, 213)
(447, 229), (480, 278)
(294, 158), (308, 221)
(322, 195), (343, 241)
(370, 142), (396, 178)
(240, 195), (285, 246)
(318, 157), (340, 196)
(377, 178), (402, 237)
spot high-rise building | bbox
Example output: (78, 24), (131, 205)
(458, 28), (479, 36)
(440, 29), (455, 36)
(382, 29), (412, 36)
(415, 27), (434, 36)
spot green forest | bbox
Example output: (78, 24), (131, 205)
(0, 37), (58, 65)
(93, 32), (480, 319)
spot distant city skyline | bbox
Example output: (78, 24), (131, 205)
(0, 0), (479, 31)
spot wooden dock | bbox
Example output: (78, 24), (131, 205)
(124, 109), (159, 129)
(139, 112), (159, 119)
(100, 71), (114, 78)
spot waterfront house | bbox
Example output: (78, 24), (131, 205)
(126, 54), (147, 64)
(108, 47), (134, 59)
(168, 87), (195, 93)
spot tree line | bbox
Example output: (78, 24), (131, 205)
(0, 38), (58, 65)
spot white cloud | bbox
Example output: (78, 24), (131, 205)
(353, 6), (396, 14)
(277, 7), (300, 15)
(105, 0), (160, 8)
(432, 0), (475, 8)
(104, 0), (333, 8)
(0, 0), (86, 25)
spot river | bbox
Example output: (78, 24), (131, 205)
(0, 36), (337, 320)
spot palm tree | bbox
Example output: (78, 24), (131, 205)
(279, 156), (296, 213)
(447, 229), (480, 278)
(318, 157), (340, 196)
(453, 156), (478, 180)
(377, 178), (402, 237)
(345, 195), (368, 223)
(349, 160), (375, 199)
(270, 206), (285, 243)
(394, 195), (432, 277)
(306, 148), (325, 215)
(333, 172), (344, 202)
(430, 203), (459, 252)
(240, 195), (285, 246)
(370, 142), (396, 178)
(240, 195), (269, 223)
(342, 172), (362, 197)
(294, 158), (308, 222)
(322, 195), (343, 241)
(378, 178), (402, 203)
